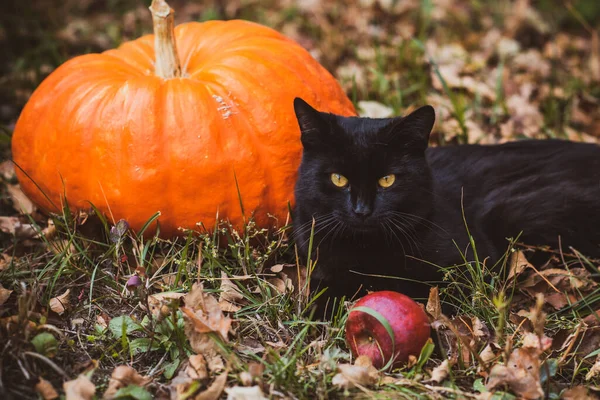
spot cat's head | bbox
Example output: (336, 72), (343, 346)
(293, 98), (435, 234)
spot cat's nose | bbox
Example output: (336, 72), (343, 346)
(352, 202), (372, 217)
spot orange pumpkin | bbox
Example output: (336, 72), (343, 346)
(12, 3), (355, 237)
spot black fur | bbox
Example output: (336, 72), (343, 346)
(292, 97), (600, 307)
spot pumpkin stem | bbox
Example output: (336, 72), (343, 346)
(149, 0), (181, 79)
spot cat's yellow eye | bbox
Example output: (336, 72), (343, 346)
(330, 173), (349, 188)
(378, 174), (396, 188)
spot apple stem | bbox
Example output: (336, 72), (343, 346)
(149, 0), (181, 79)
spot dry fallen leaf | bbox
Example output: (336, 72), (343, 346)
(267, 277), (290, 294)
(562, 385), (599, 400)
(183, 283), (232, 341)
(224, 386), (267, 400)
(104, 365), (150, 399)
(269, 264), (285, 273)
(182, 283), (231, 374)
(148, 291), (185, 320)
(49, 289), (71, 315)
(358, 100), (394, 118)
(218, 271), (245, 312)
(0, 216), (37, 238)
(186, 354), (209, 381)
(271, 264), (309, 296)
(0, 253), (12, 272)
(508, 250), (534, 281)
(332, 355), (379, 389)
(479, 343), (499, 364)
(0, 284), (12, 306)
(35, 377), (59, 400)
(521, 332), (552, 352)
(486, 347), (543, 399)
(429, 359), (451, 383)
(434, 315), (490, 366)
(6, 184), (35, 214)
(0, 160), (15, 180)
(195, 370), (228, 400)
(426, 286), (442, 320)
(586, 355), (600, 381)
(63, 374), (96, 400)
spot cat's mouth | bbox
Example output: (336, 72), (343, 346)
(343, 218), (382, 233)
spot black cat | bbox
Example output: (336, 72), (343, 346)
(292, 97), (600, 310)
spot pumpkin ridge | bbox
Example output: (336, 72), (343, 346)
(101, 50), (154, 75)
(70, 82), (122, 215)
(16, 67), (104, 212)
(208, 83), (275, 227)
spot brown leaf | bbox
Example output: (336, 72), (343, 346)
(332, 355), (379, 389)
(502, 85), (544, 139)
(218, 300), (241, 313)
(186, 354), (209, 381)
(429, 359), (451, 383)
(104, 365), (150, 399)
(267, 278), (289, 294)
(480, 343), (499, 364)
(544, 292), (569, 310)
(239, 372), (253, 387)
(195, 370), (228, 400)
(0, 253), (11, 271)
(224, 386), (267, 400)
(269, 264), (285, 273)
(508, 250), (534, 281)
(219, 272), (244, 303)
(521, 332), (552, 352)
(48, 240), (76, 256)
(49, 289), (71, 315)
(426, 286), (442, 320)
(35, 377), (59, 400)
(218, 272), (245, 312)
(358, 101), (394, 118)
(206, 354), (225, 373)
(182, 306), (231, 340)
(562, 386), (600, 400)
(182, 285), (230, 375)
(486, 347), (543, 399)
(0, 284), (12, 306)
(0, 216), (37, 238)
(589, 31), (600, 82)
(0, 160), (15, 180)
(6, 184), (35, 214)
(586, 355), (600, 381)
(273, 264), (308, 296)
(96, 314), (109, 330)
(148, 292), (185, 320)
(63, 374), (96, 400)
(472, 317), (489, 339)
(434, 315), (490, 366)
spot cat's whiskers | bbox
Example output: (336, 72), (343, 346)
(382, 220), (407, 257)
(393, 219), (421, 250)
(389, 211), (448, 235)
(387, 218), (418, 255)
(318, 220), (346, 248)
(293, 213), (336, 237)
(380, 221), (392, 246)
(297, 215), (339, 249)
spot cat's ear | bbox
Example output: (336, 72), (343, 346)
(294, 98), (329, 149)
(387, 105), (435, 150)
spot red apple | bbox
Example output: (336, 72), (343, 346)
(345, 291), (430, 369)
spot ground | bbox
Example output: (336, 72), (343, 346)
(1, 0), (600, 399)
